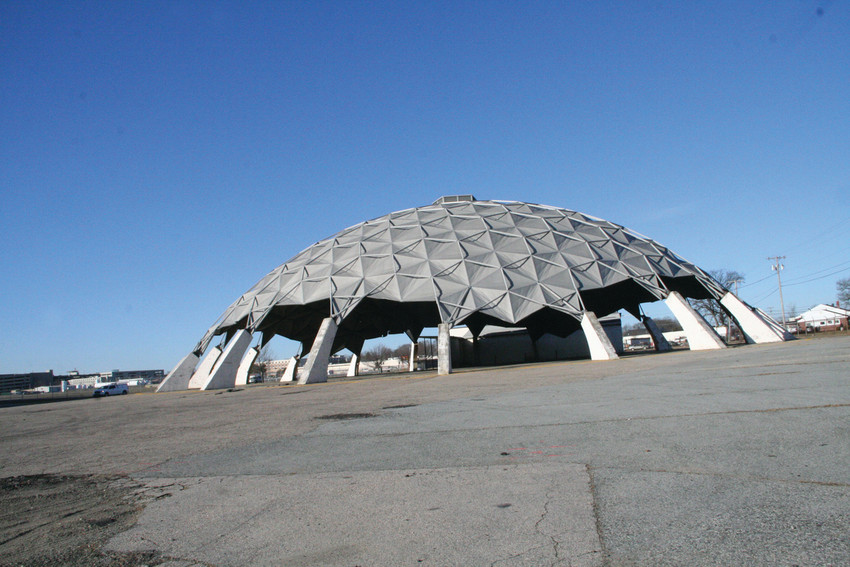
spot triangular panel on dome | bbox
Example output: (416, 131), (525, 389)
(571, 261), (605, 289)
(596, 261), (630, 286)
(423, 238), (461, 260)
(331, 257), (364, 278)
(301, 278), (333, 304)
(430, 260), (466, 280)
(388, 274), (434, 303)
(360, 220), (390, 241)
(396, 256), (431, 278)
(389, 224), (423, 245)
(448, 214), (486, 233)
(303, 259), (334, 279)
(489, 231), (529, 254)
(470, 268), (508, 292)
(360, 239), (393, 256)
(359, 254), (394, 275)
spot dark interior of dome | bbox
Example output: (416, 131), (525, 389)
(237, 281), (713, 357)
(660, 275), (716, 301)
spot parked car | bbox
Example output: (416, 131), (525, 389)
(93, 383), (129, 397)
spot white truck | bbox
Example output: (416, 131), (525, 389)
(92, 382), (129, 397)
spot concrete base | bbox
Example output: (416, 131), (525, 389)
(438, 323), (452, 375)
(201, 330), (253, 390)
(156, 352), (200, 393)
(298, 318), (338, 385)
(235, 346), (260, 386)
(642, 316), (672, 352)
(665, 291), (726, 350)
(188, 346), (223, 389)
(580, 312), (620, 360)
(347, 354), (360, 377)
(720, 292), (785, 344)
(280, 356), (299, 383)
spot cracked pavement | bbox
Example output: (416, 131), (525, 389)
(1, 336), (848, 565)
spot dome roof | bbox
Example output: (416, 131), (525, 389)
(197, 198), (723, 353)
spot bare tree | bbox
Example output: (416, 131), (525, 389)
(250, 344), (274, 382)
(838, 277), (850, 304)
(690, 269), (745, 328)
(362, 345), (393, 373)
(391, 344), (409, 365)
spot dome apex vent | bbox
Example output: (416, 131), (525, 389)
(433, 195), (476, 205)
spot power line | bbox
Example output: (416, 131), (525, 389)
(782, 259), (850, 285)
(784, 265), (850, 288)
(767, 256), (787, 328)
(739, 273), (774, 289)
(752, 287), (778, 304)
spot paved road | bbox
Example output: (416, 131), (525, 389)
(2, 337), (848, 566)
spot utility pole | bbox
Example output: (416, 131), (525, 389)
(728, 278), (743, 296)
(767, 256), (787, 329)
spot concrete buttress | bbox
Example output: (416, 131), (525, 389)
(188, 346), (223, 389)
(156, 352), (200, 393)
(580, 311), (619, 360)
(665, 291), (726, 350)
(201, 330), (253, 390)
(298, 318), (338, 384)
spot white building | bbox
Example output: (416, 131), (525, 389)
(791, 303), (849, 332)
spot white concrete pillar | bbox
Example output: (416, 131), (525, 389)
(408, 342), (419, 372)
(280, 356), (299, 382)
(156, 352), (200, 393)
(201, 330), (253, 390)
(437, 323), (452, 375)
(235, 345), (260, 386)
(642, 316), (672, 352)
(580, 311), (620, 360)
(188, 346), (223, 389)
(298, 318), (338, 385)
(347, 353), (360, 377)
(719, 292), (785, 343)
(665, 291), (726, 350)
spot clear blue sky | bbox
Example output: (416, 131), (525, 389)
(2, 1), (848, 374)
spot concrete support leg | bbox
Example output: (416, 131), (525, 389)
(298, 318), (338, 385)
(580, 311), (620, 360)
(201, 330), (253, 390)
(156, 352), (200, 393)
(188, 346), (223, 389)
(719, 292), (785, 344)
(665, 291), (726, 350)
(754, 307), (795, 340)
(281, 356), (299, 383)
(347, 353), (360, 377)
(642, 316), (672, 352)
(437, 323), (452, 375)
(235, 345), (260, 386)
(408, 342), (419, 372)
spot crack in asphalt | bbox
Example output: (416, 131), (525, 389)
(587, 465), (611, 567)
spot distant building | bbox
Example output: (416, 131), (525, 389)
(109, 369), (165, 383)
(791, 303), (849, 332)
(0, 371), (55, 394)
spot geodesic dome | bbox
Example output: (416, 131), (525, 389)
(196, 196), (724, 354)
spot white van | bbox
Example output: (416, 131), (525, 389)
(93, 383), (129, 397)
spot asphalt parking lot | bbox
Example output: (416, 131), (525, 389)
(1, 336), (848, 566)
